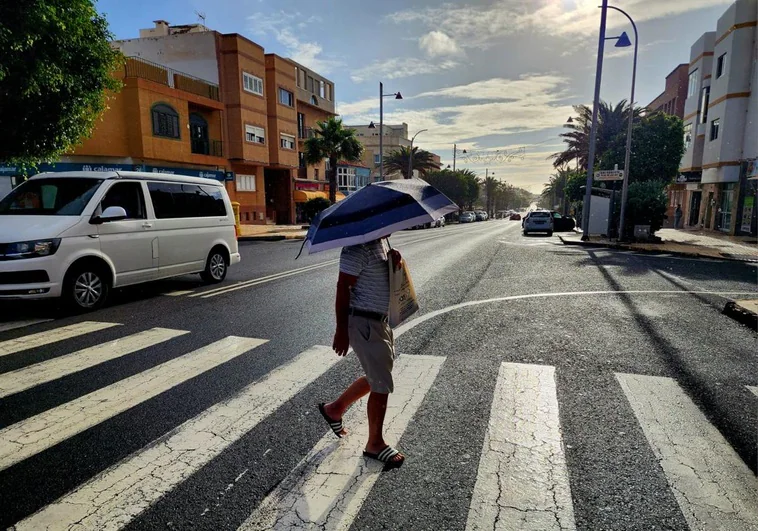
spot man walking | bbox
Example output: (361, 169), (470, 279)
(318, 237), (405, 469)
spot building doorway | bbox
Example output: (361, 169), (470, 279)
(190, 113), (209, 155)
(704, 191), (714, 228)
(264, 168), (293, 225)
(718, 183), (735, 232)
(688, 191), (701, 227)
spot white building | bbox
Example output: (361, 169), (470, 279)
(679, 0), (757, 236)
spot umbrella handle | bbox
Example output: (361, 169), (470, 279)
(295, 237), (307, 260)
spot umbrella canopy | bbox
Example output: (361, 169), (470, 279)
(302, 178), (458, 254)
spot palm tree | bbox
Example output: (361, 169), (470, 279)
(304, 117), (363, 204)
(552, 100), (640, 171)
(483, 176), (499, 216)
(382, 146), (440, 179)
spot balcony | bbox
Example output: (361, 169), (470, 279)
(298, 127), (316, 140)
(191, 139), (223, 157)
(124, 56), (220, 101)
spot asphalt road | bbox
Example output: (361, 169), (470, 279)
(1, 219), (757, 531)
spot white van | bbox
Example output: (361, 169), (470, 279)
(0, 171), (241, 311)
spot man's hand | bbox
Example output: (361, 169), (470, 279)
(388, 249), (402, 271)
(333, 327), (350, 356)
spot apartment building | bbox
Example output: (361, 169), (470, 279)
(348, 123), (412, 180)
(111, 20), (336, 225)
(676, 0), (757, 236)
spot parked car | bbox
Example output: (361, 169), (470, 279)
(475, 211), (488, 221)
(460, 211), (476, 223)
(523, 210), (554, 236)
(0, 171), (241, 311)
(510, 212), (521, 221)
(434, 216), (446, 228)
(550, 211), (576, 232)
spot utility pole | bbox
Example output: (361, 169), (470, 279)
(453, 143), (457, 171)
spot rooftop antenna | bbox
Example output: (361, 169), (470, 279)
(195, 11), (206, 25)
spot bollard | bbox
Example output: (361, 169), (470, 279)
(231, 201), (241, 238)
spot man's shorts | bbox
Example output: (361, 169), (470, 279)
(348, 314), (395, 394)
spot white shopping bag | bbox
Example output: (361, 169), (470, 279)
(388, 257), (419, 328)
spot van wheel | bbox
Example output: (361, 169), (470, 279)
(64, 262), (111, 312)
(201, 249), (228, 283)
(547, 231), (553, 237)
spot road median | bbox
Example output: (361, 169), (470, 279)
(722, 299), (758, 331)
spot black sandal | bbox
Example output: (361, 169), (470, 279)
(318, 403), (344, 438)
(363, 445), (405, 469)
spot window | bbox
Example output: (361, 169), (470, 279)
(100, 182), (146, 219)
(319, 80), (325, 98)
(314, 168), (319, 180)
(710, 118), (720, 141)
(700, 86), (710, 124)
(338, 166), (356, 190)
(147, 182), (226, 218)
(0, 178), (103, 216)
(280, 134), (295, 150)
(278, 88), (294, 107)
(297, 68), (305, 88)
(307, 76), (315, 93)
(297, 113), (306, 138)
(374, 154), (381, 165)
(151, 103), (180, 139)
(688, 69), (698, 97)
(245, 125), (265, 144)
(299, 152), (306, 169)
(236, 174), (256, 192)
(683, 123), (692, 151)
(243, 72), (263, 95)
(311, 95), (318, 105)
(325, 83), (332, 101)
(716, 53), (727, 78)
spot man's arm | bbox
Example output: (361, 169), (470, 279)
(333, 271), (358, 356)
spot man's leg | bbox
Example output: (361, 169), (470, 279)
(365, 392), (403, 464)
(323, 376), (370, 435)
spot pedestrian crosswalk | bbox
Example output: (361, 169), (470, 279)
(1, 320), (756, 530)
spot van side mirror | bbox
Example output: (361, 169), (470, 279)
(92, 206), (128, 224)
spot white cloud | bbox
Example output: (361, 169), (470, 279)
(350, 57), (459, 83)
(418, 31), (464, 58)
(414, 74), (571, 102)
(248, 11), (342, 74)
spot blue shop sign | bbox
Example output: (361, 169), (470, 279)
(0, 162), (226, 181)
(138, 165), (226, 181)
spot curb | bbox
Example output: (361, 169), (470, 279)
(722, 301), (758, 331)
(558, 236), (758, 263)
(238, 234), (306, 242)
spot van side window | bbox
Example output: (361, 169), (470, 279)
(100, 182), (146, 219)
(147, 182), (226, 218)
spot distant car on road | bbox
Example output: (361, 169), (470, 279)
(509, 212), (521, 221)
(435, 216), (446, 228)
(523, 210), (554, 236)
(475, 211), (488, 221)
(550, 211), (576, 232)
(460, 211), (476, 223)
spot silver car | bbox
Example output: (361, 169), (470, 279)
(460, 211), (476, 223)
(523, 210), (554, 236)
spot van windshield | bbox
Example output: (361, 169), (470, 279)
(0, 178), (103, 216)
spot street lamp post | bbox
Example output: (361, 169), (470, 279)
(452, 144), (467, 171)
(376, 82), (402, 182)
(608, 6), (639, 241)
(408, 129), (428, 179)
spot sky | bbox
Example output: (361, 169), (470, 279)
(98, 0), (734, 193)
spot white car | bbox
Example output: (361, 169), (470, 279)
(0, 171), (241, 311)
(523, 210), (554, 236)
(459, 211), (476, 223)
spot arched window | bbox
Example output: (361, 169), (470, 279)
(151, 103), (180, 139)
(311, 95), (318, 105)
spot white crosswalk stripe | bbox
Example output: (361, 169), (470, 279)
(466, 363), (575, 531)
(14, 345), (339, 531)
(0, 319), (53, 332)
(239, 354), (445, 531)
(0, 321), (119, 357)
(748, 385), (758, 397)
(0, 327), (188, 399)
(617, 373), (758, 529)
(0, 335), (267, 472)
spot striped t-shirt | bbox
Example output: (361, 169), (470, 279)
(339, 239), (390, 315)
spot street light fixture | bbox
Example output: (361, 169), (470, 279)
(368, 82), (403, 182)
(408, 129), (428, 179)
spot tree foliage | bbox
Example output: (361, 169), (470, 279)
(301, 197), (331, 222)
(382, 146), (440, 179)
(304, 117), (363, 204)
(423, 168), (480, 210)
(0, 0), (123, 166)
(625, 180), (668, 237)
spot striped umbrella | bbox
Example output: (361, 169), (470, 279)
(300, 178), (458, 255)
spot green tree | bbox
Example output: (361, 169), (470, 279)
(424, 169), (466, 210)
(0, 0), (123, 167)
(383, 146), (440, 179)
(600, 112), (685, 184)
(302, 197), (331, 222)
(625, 180), (668, 237)
(460, 169), (481, 210)
(304, 117), (363, 204)
(483, 176), (499, 216)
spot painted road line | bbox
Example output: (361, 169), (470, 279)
(14, 345), (338, 531)
(240, 354), (445, 531)
(192, 260), (339, 299)
(0, 335), (267, 473)
(466, 363), (575, 531)
(747, 386), (758, 397)
(0, 321), (120, 358)
(0, 328), (188, 399)
(0, 319), (53, 333)
(200, 261), (338, 299)
(616, 373), (758, 529)
(163, 290), (195, 297)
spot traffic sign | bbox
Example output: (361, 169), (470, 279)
(595, 170), (624, 181)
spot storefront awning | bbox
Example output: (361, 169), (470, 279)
(294, 190), (347, 203)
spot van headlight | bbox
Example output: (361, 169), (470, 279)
(3, 239), (62, 259)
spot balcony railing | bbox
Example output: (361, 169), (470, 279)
(298, 127), (316, 140)
(191, 139), (223, 157)
(124, 56), (220, 101)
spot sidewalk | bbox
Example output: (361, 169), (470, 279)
(559, 227), (758, 262)
(723, 299), (758, 331)
(238, 224), (308, 241)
